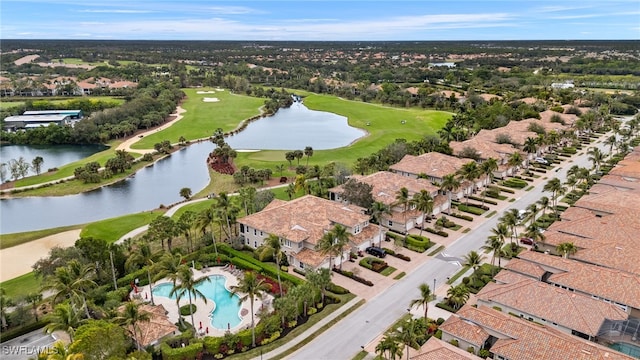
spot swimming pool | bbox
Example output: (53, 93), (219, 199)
(610, 342), (640, 358)
(152, 275), (242, 329)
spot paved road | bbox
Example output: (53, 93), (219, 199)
(1, 329), (56, 360)
(288, 130), (614, 359)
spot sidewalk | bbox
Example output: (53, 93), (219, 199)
(255, 296), (362, 360)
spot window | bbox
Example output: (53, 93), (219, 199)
(254, 229), (257, 236)
(260, 231), (264, 236)
(254, 241), (257, 247)
(285, 239), (292, 247)
(299, 262), (304, 269)
(354, 224), (361, 234)
(388, 220), (393, 226)
(240, 224), (245, 233)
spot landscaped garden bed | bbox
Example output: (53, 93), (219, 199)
(359, 256), (389, 273)
(501, 178), (528, 189)
(332, 267), (373, 286)
(383, 247), (411, 261)
(457, 204), (486, 215)
(467, 195), (498, 205)
(424, 227), (449, 238)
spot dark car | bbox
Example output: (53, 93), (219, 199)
(520, 237), (534, 245)
(365, 246), (386, 258)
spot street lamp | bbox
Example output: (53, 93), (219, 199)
(433, 278), (436, 292)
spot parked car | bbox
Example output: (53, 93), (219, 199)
(520, 237), (534, 245)
(365, 246), (386, 258)
(535, 157), (549, 165)
(518, 209), (529, 220)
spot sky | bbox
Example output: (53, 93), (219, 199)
(1, 0), (639, 41)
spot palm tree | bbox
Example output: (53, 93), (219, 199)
(44, 303), (82, 342)
(174, 266), (211, 331)
(114, 301), (151, 350)
(537, 196), (551, 217)
(480, 158), (499, 205)
(230, 271), (271, 347)
(275, 164), (285, 178)
(411, 190), (434, 237)
(440, 174), (461, 215)
(526, 203), (539, 227)
(588, 147), (605, 171)
(304, 146), (314, 166)
(376, 333), (402, 360)
(40, 340), (83, 360)
(370, 201), (392, 247)
(557, 242), (578, 258)
(305, 268), (332, 305)
(456, 161), (481, 205)
(604, 135), (617, 155)
(396, 318), (422, 360)
(125, 243), (158, 306)
(154, 252), (184, 315)
(409, 283), (434, 321)
(262, 233), (284, 297)
(463, 250), (485, 274)
(42, 260), (96, 319)
(482, 234), (504, 268)
(543, 178), (566, 217)
(195, 205), (220, 256)
(394, 187), (411, 233)
(215, 192), (236, 240)
(523, 137), (538, 162)
(507, 151), (523, 174)
(331, 224), (351, 269)
(446, 284), (470, 310)
(500, 209), (520, 244)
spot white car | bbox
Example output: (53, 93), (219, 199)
(534, 157), (549, 165)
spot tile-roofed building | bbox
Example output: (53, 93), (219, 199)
(119, 304), (178, 347)
(516, 251), (640, 316)
(441, 305), (635, 360)
(329, 171), (446, 234)
(449, 138), (518, 178)
(409, 337), (479, 360)
(596, 175), (640, 192)
(238, 195), (380, 270)
(477, 270), (628, 339)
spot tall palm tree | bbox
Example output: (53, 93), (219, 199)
(195, 205), (221, 256)
(304, 146), (314, 166)
(537, 196), (551, 217)
(154, 252), (184, 314)
(543, 178), (566, 217)
(557, 242), (578, 258)
(215, 192), (236, 240)
(125, 243), (158, 306)
(482, 234), (504, 268)
(230, 271), (271, 347)
(523, 137), (538, 162)
(394, 187), (411, 233)
(44, 303), (82, 342)
(463, 250), (485, 274)
(507, 151), (523, 174)
(376, 333), (402, 360)
(526, 203), (539, 227)
(370, 201), (392, 247)
(480, 158), (499, 205)
(262, 233), (284, 297)
(411, 190), (434, 237)
(604, 135), (617, 155)
(42, 260), (96, 319)
(114, 301), (151, 350)
(395, 318), (422, 360)
(440, 174), (461, 215)
(500, 209), (520, 244)
(315, 231), (338, 269)
(305, 268), (332, 305)
(587, 147), (605, 171)
(446, 284), (471, 310)
(409, 283), (434, 321)
(457, 161), (481, 204)
(174, 266), (211, 331)
(331, 224), (351, 270)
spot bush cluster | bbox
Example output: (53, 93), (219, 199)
(457, 204), (486, 215)
(332, 267), (373, 286)
(424, 227), (449, 237)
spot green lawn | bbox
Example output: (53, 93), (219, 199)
(132, 88), (264, 149)
(80, 210), (165, 243)
(237, 94), (452, 169)
(0, 272), (41, 298)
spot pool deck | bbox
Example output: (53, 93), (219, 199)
(132, 266), (272, 337)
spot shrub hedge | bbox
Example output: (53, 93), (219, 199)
(161, 342), (203, 360)
(219, 244), (303, 286)
(467, 195), (498, 205)
(424, 227), (449, 237)
(406, 234), (430, 248)
(332, 267), (373, 286)
(383, 248), (411, 261)
(449, 212), (474, 221)
(457, 204), (486, 215)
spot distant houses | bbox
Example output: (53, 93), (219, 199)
(3, 109), (84, 132)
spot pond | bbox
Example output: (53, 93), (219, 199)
(0, 103), (366, 234)
(0, 144), (108, 177)
(226, 102), (366, 150)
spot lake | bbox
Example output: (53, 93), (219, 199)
(0, 103), (366, 234)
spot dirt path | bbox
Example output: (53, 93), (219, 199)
(0, 229), (81, 281)
(115, 105), (186, 154)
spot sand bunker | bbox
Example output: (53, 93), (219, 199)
(236, 149), (261, 152)
(197, 91), (216, 94)
(203, 97), (220, 102)
(215, 88), (225, 92)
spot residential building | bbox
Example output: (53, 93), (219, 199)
(477, 270), (628, 340)
(439, 305), (635, 360)
(329, 171), (446, 234)
(409, 337), (479, 360)
(118, 304), (178, 348)
(2, 114), (74, 132)
(507, 252), (640, 318)
(238, 195), (380, 270)
(390, 152), (487, 201)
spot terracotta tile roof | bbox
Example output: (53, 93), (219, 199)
(119, 304), (178, 347)
(573, 242), (640, 276)
(609, 159), (640, 179)
(239, 195), (370, 245)
(478, 93), (501, 101)
(294, 248), (328, 268)
(516, 97), (539, 105)
(503, 258), (547, 280)
(597, 175), (640, 191)
(449, 138), (516, 161)
(330, 171), (439, 206)
(574, 186), (640, 215)
(410, 337), (478, 360)
(558, 206), (595, 221)
(439, 314), (489, 347)
(474, 125), (538, 146)
(517, 252), (640, 309)
(449, 305), (634, 360)
(389, 152), (473, 179)
(538, 110), (578, 127)
(477, 272), (628, 337)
